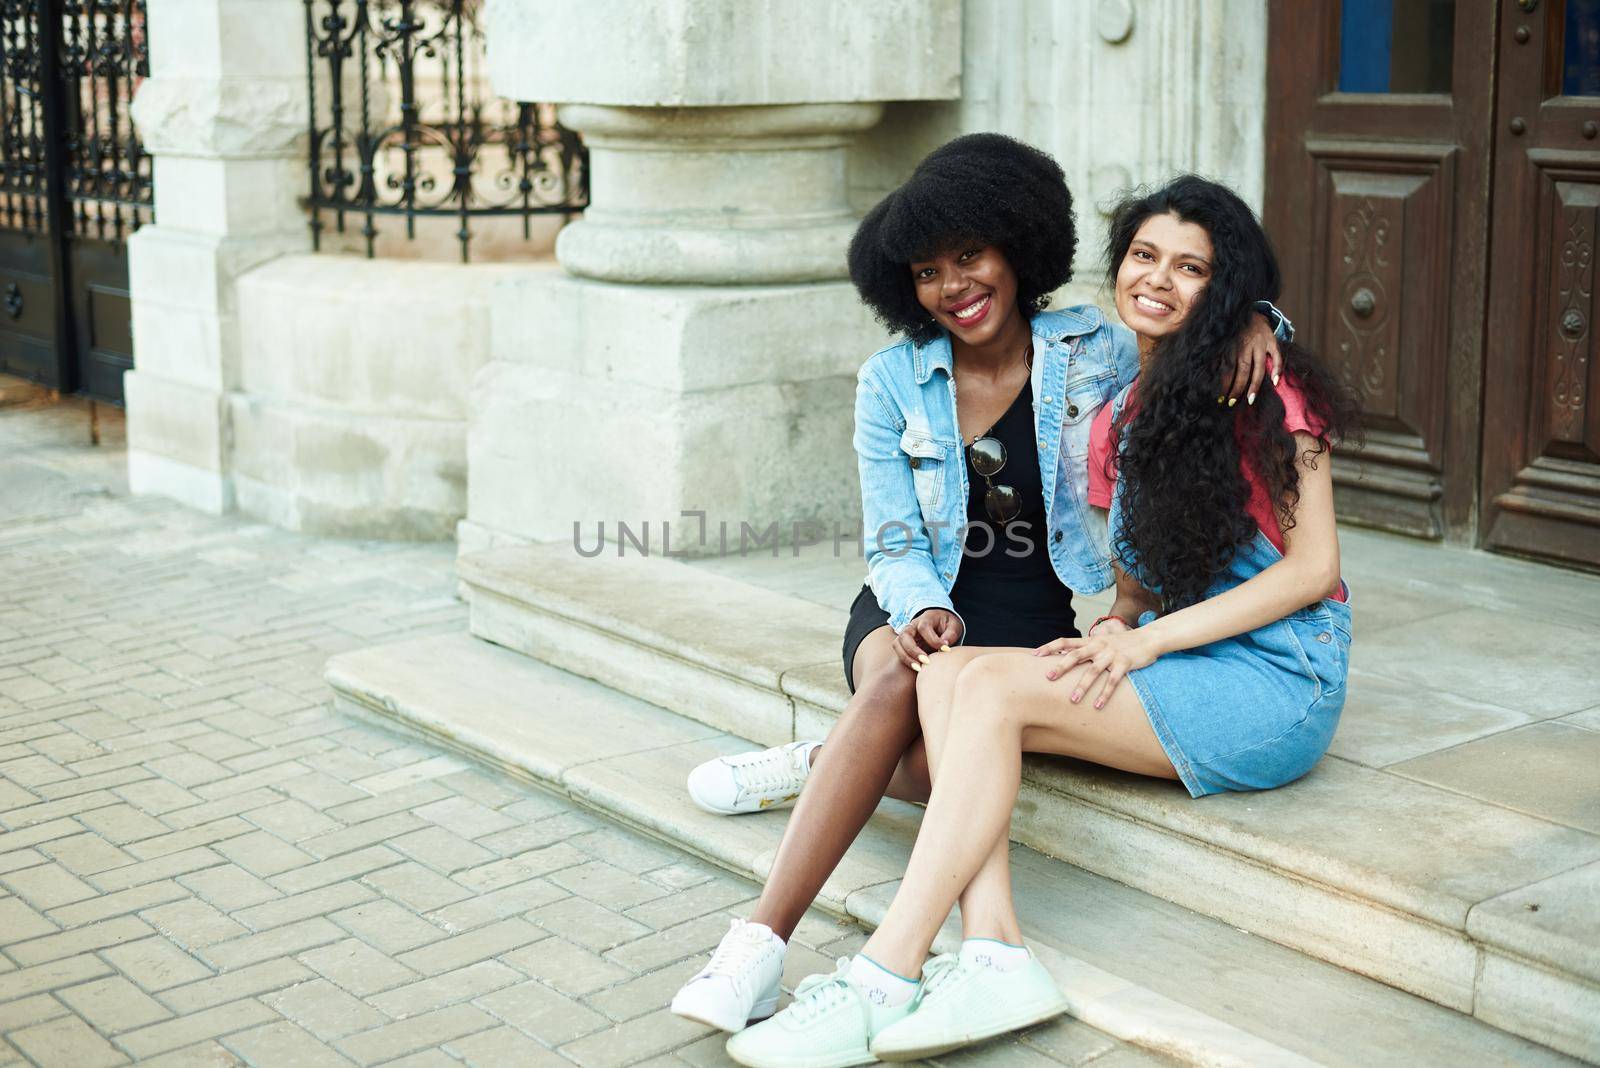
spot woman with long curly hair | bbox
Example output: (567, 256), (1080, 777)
(669, 138), (1291, 1052)
(725, 174), (1355, 1065)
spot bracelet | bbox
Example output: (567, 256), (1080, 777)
(1089, 614), (1132, 635)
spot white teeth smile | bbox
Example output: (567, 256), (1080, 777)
(952, 295), (991, 321)
(1135, 295), (1172, 312)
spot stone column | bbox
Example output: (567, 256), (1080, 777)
(459, 0), (960, 556)
(123, 0), (309, 513)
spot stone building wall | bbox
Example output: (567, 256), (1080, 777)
(122, 0), (1269, 545)
(849, 0), (1269, 309)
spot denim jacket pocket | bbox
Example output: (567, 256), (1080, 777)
(899, 430), (950, 512)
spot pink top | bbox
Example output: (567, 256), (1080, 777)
(1086, 376), (1346, 601)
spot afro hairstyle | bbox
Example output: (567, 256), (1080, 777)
(847, 132), (1077, 346)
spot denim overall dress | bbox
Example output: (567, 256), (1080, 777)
(1106, 387), (1354, 798)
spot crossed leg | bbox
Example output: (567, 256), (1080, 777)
(861, 648), (1180, 976)
(912, 648), (1021, 945)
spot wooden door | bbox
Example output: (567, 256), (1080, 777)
(1265, 1), (1498, 542)
(1481, 0), (1600, 569)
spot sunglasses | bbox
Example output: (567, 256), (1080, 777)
(968, 436), (1021, 524)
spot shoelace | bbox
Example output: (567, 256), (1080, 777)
(724, 745), (806, 795)
(697, 920), (771, 993)
(913, 952), (968, 1007)
(787, 958), (855, 1026)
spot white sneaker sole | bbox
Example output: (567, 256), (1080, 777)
(687, 790), (801, 816)
(871, 994), (1070, 1061)
(670, 992), (779, 1033)
(726, 1043), (877, 1068)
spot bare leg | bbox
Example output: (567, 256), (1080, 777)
(748, 626), (919, 941)
(914, 649), (1022, 945)
(884, 740), (930, 804)
(861, 650), (1178, 975)
(809, 737), (929, 804)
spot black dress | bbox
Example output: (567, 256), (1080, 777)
(842, 378), (1080, 691)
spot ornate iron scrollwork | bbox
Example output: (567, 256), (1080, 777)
(1, 0), (153, 242)
(303, 0), (590, 262)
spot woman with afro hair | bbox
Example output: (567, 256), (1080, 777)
(671, 136), (1292, 1055)
(726, 174), (1355, 1064)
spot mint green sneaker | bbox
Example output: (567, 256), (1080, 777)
(725, 956), (914, 1068)
(869, 948), (1069, 1061)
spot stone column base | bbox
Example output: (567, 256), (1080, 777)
(124, 371), (234, 514)
(466, 271), (888, 557)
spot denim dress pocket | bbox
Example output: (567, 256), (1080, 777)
(1282, 606), (1350, 704)
(899, 430), (950, 513)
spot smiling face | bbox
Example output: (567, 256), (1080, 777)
(910, 245), (1022, 347)
(1114, 212), (1214, 345)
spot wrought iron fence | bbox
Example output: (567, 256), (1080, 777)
(303, 0), (587, 263)
(0, 0), (153, 241)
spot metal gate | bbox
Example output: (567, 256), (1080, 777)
(0, 0), (151, 405)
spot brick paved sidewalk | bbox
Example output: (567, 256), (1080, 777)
(0, 395), (1157, 1068)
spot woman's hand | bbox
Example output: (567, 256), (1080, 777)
(895, 609), (963, 671)
(1037, 629), (1163, 709)
(1224, 314), (1281, 406)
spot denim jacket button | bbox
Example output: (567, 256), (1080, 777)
(1053, 530), (1063, 543)
(1043, 396), (1054, 404)
(1067, 403), (1080, 418)
(1318, 632), (1332, 643)
(908, 457), (921, 469)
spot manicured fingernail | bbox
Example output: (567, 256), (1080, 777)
(940, 644), (951, 652)
(1216, 395), (1224, 404)
(1070, 691), (1082, 702)
(911, 662), (922, 673)
(1247, 392), (1257, 405)
(1228, 397), (1237, 408)
(917, 653), (929, 664)
(1272, 372), (1280, 386)
(1095, 700), (1105, 709)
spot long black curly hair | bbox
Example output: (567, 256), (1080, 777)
(848, 133), (1077, 345)
(1105, 176), (1359, 612)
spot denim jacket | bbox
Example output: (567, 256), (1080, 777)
(855, 302), (1292, 636)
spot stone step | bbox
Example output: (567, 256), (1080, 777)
(326, 632), (1581, 1068)
(454, 543), (1600, 1064)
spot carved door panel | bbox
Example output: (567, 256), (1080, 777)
(1481, 0), (1600, 569)
(1265, 2), (1497, 541)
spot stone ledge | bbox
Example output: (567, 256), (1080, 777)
(461, 546), (842, 701)
(452, 542), (1600, 1062)
(326, 631), (1581, 1067)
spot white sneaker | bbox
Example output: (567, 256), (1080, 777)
(670, 918), (786, 1032)
(686, 741), (820, 815)
(726, 956), (915, 1068)
(870, 947), (1069, 1061)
